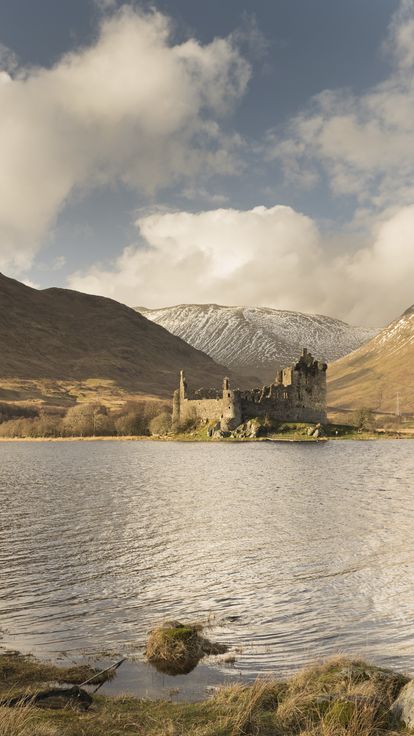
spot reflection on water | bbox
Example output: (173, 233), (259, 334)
(0, 440), (414, 683)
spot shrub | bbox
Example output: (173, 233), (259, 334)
(173, 406), (198, 433)
(114, 400), (170, 436)
(149, 412), (172, 436)
(0, 416), (62, 438)
(62, 403), (113, 437)
(352, 407), (375, 432)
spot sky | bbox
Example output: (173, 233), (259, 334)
(0, 0), (413, 326)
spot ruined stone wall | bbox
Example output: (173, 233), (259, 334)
(178, 397), (224, 425)
(189, 388), (222, 400)
(172, 350), (327, 429)
(289, 363), (327, 422)
(240, 392), (326, 423)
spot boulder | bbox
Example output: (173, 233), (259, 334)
(390, 679), (414, 727)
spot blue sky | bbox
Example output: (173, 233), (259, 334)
(0, 0), (412, 325)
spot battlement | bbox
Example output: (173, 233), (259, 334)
(172, 348), (327, 430)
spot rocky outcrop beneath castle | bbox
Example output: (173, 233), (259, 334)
(173, 349), (327, 431)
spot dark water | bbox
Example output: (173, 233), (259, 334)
(0, 440), (413, 697)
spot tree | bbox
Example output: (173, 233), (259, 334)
(352, 407), (375, 432)
(114, 400), (171, 436)
(149, 412), (172, 436)
(62, 403), (112, 436)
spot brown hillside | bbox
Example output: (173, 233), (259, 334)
(328, 305), (414, 415)
(0, 273), (248, 406)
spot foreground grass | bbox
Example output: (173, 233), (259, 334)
(0, 653), (412, 736)
(0, 651), (113, 700)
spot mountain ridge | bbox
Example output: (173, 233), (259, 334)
(137, 303), (379, 383)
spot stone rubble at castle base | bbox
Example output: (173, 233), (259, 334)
(172, 348), (327, 432)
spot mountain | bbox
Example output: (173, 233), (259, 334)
(0, 274), (247, 407)
(328, 305), (414, 415)
(137, 304), (378, 383)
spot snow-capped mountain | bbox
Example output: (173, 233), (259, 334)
(137, 304), (378, 383)
(328, 304), (414, 414)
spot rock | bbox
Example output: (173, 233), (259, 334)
(390, 679), (414, 727)
(245, 419), (263, 438)
(307, 427), (314, 436)
(313, 429), (320, 438)
(213, 429), (231, 439)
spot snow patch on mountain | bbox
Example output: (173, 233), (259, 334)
(137, 304), (379, 382)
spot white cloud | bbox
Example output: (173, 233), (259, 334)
(0, 42), (18, 73)
(0, 6), (250, 272)
(265, 0), (414, 210)
(387, 0), (414, 69)
(93, 0), (118, 11)
(68, 203), (414, 326)
(181, 186), (230, 205)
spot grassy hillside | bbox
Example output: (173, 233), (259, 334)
(0, 274), (247, 410)
(328, 305), (414, 416)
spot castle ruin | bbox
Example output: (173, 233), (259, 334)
(172, 348), (327, 431)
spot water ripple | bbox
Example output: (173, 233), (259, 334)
(0, 440), (413, 677)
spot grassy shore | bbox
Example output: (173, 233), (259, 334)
(0, 651), (411, 736)
(0, 422), (412, 442)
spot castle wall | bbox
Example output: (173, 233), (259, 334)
(173, 350), (327, 430)
(177, 397), (223, 425)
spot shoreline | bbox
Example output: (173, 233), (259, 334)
(0, 432), (412, 442)
(0, 649), (411, 735)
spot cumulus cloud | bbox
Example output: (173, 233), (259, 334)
(0, 6), (250, 272)
(265, 0), (414, 210)
(0, 42), (18, 73)
(68, 203), (414, 326)
(93, 0), (118, 11)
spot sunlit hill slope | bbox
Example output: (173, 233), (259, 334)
(328, 305), (414, 415)
(0, 274), (247, 409)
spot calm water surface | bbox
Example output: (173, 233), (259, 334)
(0, 440), (413, 694)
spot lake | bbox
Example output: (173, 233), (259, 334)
(0, 440), (413, 698)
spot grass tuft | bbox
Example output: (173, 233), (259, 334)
(145, 621), (227, 675)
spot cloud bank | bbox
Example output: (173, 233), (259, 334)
(0, 6), (250, 271)
(1, 0), (413, 327)
(266, 0), (414, 212)
(69, 203), (414, 326)
(69, 1), (414, 327)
